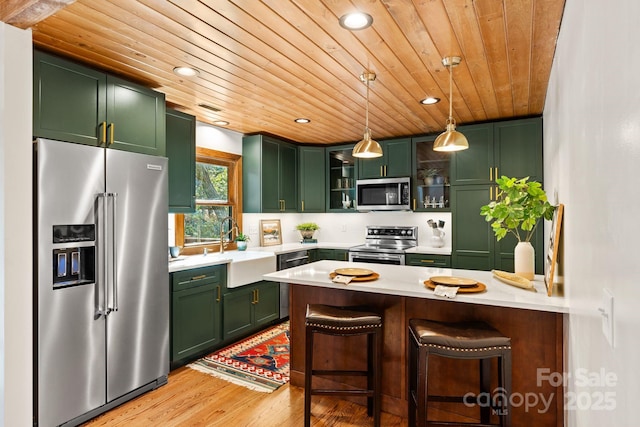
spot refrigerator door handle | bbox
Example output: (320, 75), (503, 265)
(109, 192), (119, 313)
(96, 193), (109, 318)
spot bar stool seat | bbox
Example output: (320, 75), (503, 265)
(408, 319), (512, 427)
(304, 304), (383, 427)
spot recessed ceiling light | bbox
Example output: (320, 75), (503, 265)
(339, 12), (373, 30)
(173, 66), (199, 77)
(420, 97), (441, 105)
(294, 118), (311, 124)
(213, 120), (229, 126)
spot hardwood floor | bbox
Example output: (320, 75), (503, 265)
(83, 366), (408, 426)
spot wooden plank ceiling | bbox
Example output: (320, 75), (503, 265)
(2, 0), (565, 145)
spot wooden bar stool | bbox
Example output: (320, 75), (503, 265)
(408, 319), (512, 427)
(304, 304), (383, 427)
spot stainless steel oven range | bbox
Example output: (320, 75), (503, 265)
(349, 225), (418, 265)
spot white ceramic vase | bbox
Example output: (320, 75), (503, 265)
(514, 241), (535, 280)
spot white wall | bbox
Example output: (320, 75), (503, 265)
(544, 0), (640, 424)
(196, 122), (243, 155)
(0, 23), (33, 427)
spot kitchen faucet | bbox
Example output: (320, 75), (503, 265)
(218, 216), (239, 254)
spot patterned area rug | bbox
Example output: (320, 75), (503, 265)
(188, 321), (290, 393)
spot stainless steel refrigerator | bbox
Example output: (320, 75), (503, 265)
(34, 138), (169, 427)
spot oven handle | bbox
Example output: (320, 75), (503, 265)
(349, 252), (404, 262)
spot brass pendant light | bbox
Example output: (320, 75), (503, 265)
(352, 71), (383, 158)
(433, 56), (469, 152)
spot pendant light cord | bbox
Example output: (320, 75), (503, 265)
(365, 75), (370, 130)
(448, 60), (453, 122)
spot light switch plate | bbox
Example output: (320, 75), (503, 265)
(601, 288), (614, 347)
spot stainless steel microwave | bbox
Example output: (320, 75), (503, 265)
(355, 177), (411, 211)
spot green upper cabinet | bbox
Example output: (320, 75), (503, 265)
(412, 134), (452, 211)
(298, 146), (325, 212)
(358, 137), (412, 179)
(106, 76), (166, 155)
(166, 109), (196, 213)
(326, 144), (357, 212)
(243, 134), (297, 213)
(449, 123), (494, 185)
(451, 117), (543, 185)
(493, 118), (543, 183)
(33, 50), (166, 156)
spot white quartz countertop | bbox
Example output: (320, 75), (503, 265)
(168, 242), (355, 273)
(262, 260), (569, 313)
(405, 246), (452, 255)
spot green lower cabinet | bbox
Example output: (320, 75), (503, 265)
(314, 248), (349, 261)
(170, 265), (225, 364)
(405, 253), (451, 268)
(223, 281), (279, 341)
(451, 185), (544, 273)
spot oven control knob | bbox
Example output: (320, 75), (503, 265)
(400, 230), (407, 235)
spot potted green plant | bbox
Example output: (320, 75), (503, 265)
(296, 222), (320, 240)
(480, 176), (555, 279)
(235, 232), (250, 251)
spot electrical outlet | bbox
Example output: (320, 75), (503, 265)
(599, 288), (614, 347)
(249, 225), (258, 234)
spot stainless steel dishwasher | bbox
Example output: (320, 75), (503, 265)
(277, 250), (310, 319)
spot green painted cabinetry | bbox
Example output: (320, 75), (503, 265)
(298, 146), (325, 212)
(326, 144), (357, 211)
(311, 248), (349, 261)
(243, 135), (297, 213)
(171, 265), (226, 364)
(166, 109), (196, 213)
(33, 50), (166, 156)
(412, 134), (451, 211)
(405, 253), (451, 268)
(223, 281), (279, 341)
(358, 137), (412, 179)
(451, 117), (544, 273)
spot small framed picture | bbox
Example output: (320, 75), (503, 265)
(259, 219), (282, 246)
(544, 204), (564, 296)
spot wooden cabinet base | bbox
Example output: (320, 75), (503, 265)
(289, 284), (563, 426)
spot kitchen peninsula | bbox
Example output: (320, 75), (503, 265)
(264, 261), (568, 427)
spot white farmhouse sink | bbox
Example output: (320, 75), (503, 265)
(168, 250), (277, 288)
(208, 251), (277, 288)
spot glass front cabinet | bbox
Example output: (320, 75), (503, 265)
(326, 144), (357, 212)
(412, 135), (452, 211)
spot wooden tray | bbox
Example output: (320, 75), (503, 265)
(424, 280), (486, 293)
(330, 272), (380, 282)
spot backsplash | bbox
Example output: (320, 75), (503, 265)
(241, 211), (452, 249)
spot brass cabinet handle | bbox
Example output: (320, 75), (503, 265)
(413, 198), (416, 210)
(108, 123), (115, 145)
(301, 200), (304, 211)
(380, 165), (383, 177)
(489, 167), (493, 181)
(100, 121), (107, 145)
(495, 167), (498, 181)
(191, 274), (207, 281)
(255, 289), (259, 304)
(384, 165), (388, 176)
(421, 259), (435, 263)
(216, 285), (221, 302)
(490, 186), (493, 201)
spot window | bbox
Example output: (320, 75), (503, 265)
(175, 147), (242, 255)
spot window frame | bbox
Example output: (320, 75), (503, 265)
(175, 147), (242, 255)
